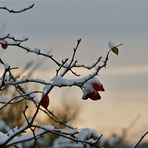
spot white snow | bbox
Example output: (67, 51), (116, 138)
(82, 83), (94, 99)
(63, 63), (69, 68)
(0, 120), (10, 131)
(0, 120), (103, 148)
(108, 41), (115, 49)
(52, 76), (69, 86)
(4, 75), (10, 83)
(32, 48), (40, 54)
(29, 93), (36, 100)
(8, 126), (19, 136)
(42, 125), (55, 131)
(108, 135), (122, 146)
(0, 96), (10, 103)
(78, 128), (98, 141)
(53, 136), (83, 148)
(82, 77), (102, 98)
(66, 122), (73, 128)
(43, 85), (51, 93)
(4, 63), (10, 70)
(0, 132), (9, 144)
(87, 77), (101, 84)
(60, 129), (78, 135)
(53, 128), (103, 148)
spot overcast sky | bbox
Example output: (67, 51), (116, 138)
(0, 0), (148, 139)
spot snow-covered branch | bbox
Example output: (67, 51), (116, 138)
(1, 123), (103, 148)
(0, 3), (126, 148)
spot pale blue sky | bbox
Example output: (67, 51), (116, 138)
(1, 1), (148, 35)
(0, 0), (148, 139)
(0, 1), (148, 66)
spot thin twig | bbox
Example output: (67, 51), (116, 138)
(134, 131), (148, 148)
(0, 91), (42, 110)
(0, 4), (34, 13)
(56, 58), (69, 76)
(61, 38), (81, 77)
(23, 105), (37, 146)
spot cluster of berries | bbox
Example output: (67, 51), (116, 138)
(82, 78), (105, 101)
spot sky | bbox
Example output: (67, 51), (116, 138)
(0, 0), (148, 141)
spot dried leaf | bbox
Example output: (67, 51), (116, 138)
(111, 47), (119, 55)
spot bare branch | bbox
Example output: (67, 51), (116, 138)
(39, 107), (77, 130)
(23, 105), (37, 146)
(0, 4), (34, 13)
(56, 58), (69, 76)
(75, 56), (102, 70)
(134, 131), (148, 148)
(0, 2), (123, 147)
(61, 38), (81, 77)
(4, 42), (61, 67)
(0, 91), (41, 110)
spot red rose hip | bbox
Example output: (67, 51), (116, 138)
(1, 40), (8, 49)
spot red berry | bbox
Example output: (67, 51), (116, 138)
(40, 94), (50, 109)
(1, 40), (8, 49)
(88, 91), (101, 101)
(92, 82), (105, 92)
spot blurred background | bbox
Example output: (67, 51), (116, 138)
(0, 0), (148, 145)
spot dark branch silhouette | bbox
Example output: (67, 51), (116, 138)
(0, 4), (34, 13)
